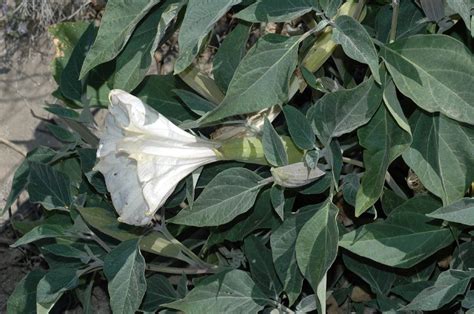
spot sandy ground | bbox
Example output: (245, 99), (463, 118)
(0, 35), (59, 226)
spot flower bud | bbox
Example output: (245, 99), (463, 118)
(271, 162), (325, 188)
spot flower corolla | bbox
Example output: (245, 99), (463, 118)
(95, 90), (218, 226)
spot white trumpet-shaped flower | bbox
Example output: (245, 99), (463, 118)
(95, 90), (219, 226)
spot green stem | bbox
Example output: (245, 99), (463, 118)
(146, 264), (220, 275)
(389, 0), (400, 43)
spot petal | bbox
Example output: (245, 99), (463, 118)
(109, 89), (197, 142)
(95, 154), (152, 226)
(131, 153), (217, 213)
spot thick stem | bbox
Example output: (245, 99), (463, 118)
(389, 0), (400, 43)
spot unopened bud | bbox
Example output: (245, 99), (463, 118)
(271, 162), (325, 188)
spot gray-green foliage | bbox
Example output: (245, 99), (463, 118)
(6, 1), (474, 313)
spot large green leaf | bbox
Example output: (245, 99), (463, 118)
(235, 0), (314, 22)
(307, 78), (382, 143)
(333, 15), (381, 83)
(427, 198), (474, 226)
(113, 0), (183, 91)
(36, 268), (79, 312)
(7, 270), (46, 314)
(244, 236), (283, 298)
(295, 202), (339, 313)
(27, 162), (73, 211)
(207, 189), (281, 246)
(263, 118), (288, 166)
(270, 206), (316, 305)
(355, 104), (411, 216)
(104, 239), (147, 314)
(213, 22), (250, 92)
(174, 0), (241, 73)
(79, 0), (162, 78)
(340, 195), (454, 268)
(404, 270), (474, 311)
(169, 168), (266, 226)
(60, 23), (96, 102)
(77, 207), (187, 261)
(2, 147), (56, 215)
(202, 34), (301, 123)
(402, 110), (474, 205)
(134, 75), (195, 122)
(380, 35), (474, 124)
(163, 270), (270, 313)
(342, 254), (396, 296)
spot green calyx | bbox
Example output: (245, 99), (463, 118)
(214, 136), (303, 165)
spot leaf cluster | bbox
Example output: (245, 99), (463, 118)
(4, 0), (474, 313)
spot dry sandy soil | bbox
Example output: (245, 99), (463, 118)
(0, 32), (59, 309)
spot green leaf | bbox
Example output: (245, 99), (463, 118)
(402, 110), (474, 205)
(207, 189), (281, 246)
(333, 15), (381, 83)
(12, 224), (69, 248)
(113, 0), (183, 91)
(202, 34), (301, 122)
(104, 239), (147, 314)
(342, 254), (396, 296)
(142, 274), (178, 312)
(174, 0), (241, 73)
(235, 0), (314, 22)
(213, 22), (250, 92)
(244, 236), (283, 298)
(404, 270), (474, 311)
(355, 104), (411, 216)
(41, 244), (88, 260)
(36, 268), (79, 312)
(2, 147), (56, 215)
(134, 75), (196, 122)
(271, 206), (316, 305)
(270, 185), (285, 220)
(60, 23), (96, 102)
(283, 105), (315, 150)
(163, 270), (270, 313)
(263, 118), (288, 166)
(342, 173), (359, 206)
(426, 198), (474, 226)
(169, 168), (265, 226)
(295, 202), (339, 313)
(49, 21), (90, 84)
(307, 78), (382, 143)
(382, 80), (411, 135)
(391, 281), (434, 302)
(340, 195), (454, 268)
(79, 0), (162, 78)
(46, 124), (79, 143)
(27, 162), (73, 210)
(77, 207), (187, 260)
(174, 89), (215, 116)
(7, 270), (46, 314)
(380, 34), (474, 124)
